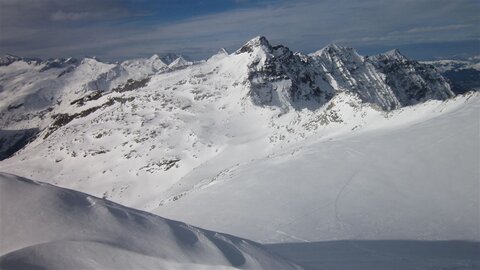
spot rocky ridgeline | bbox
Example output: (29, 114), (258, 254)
(237, 36), (453, 111)
(0, 36), (457, 161)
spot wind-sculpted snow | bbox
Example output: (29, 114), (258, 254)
(0, 173), (300, 270)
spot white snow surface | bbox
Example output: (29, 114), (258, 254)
(0, 173), (299, 270)
(154, 92), (480, 243)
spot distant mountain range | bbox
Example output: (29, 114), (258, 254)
(421, 58), (480, 94)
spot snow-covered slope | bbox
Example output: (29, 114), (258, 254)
(0, 173), (299, 270)
(0, 53), (180, 132)
(154, 93), (480, 243)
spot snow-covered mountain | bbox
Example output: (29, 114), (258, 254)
(422, 58), (480, 94)
(0, 36), (458, 199)
(422, 58), (480, 73)
(0, 36), (478, 255)
(0, 173), (299, 270)
(235, 37), (452, 111)
(0, 36), (453, 131)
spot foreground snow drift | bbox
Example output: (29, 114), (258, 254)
(0, 173), (299, 270)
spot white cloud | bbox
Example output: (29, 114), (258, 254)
(406, 24), (472, 33)
(50, 11), (102, 21)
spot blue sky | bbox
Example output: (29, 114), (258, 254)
(0, 0), (478, 61)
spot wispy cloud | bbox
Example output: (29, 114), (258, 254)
(50, 11), (105, 21)
(406, 24), (472, 33)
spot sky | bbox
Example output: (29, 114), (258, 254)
(0, 0), (478, 61)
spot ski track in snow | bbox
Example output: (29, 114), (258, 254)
(333, 171), (357, 238)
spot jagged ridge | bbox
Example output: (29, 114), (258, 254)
(235, 36), (453, 111)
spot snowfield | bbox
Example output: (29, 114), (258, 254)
(155, 93), (480, 243)
(0, 173), (300, 270)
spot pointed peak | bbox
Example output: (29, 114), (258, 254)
(149, 54), (161, 60)
(0, 54), (43, 66)
(84, 56), (101, 61)
(2, 53), (21, 60)
(310, 43), (354, 56)
(217, 48), (229, 55)
(325, 43), (345, 50)
(382, 49), (407, 60)
(235, 36), (272, 54)
(0, 54), (22, 66)
(248, 36), (271, 46)
(310, 43), (361, 60)
(168, 56), (191, 69)
(323, 43), (355, 53)
(80, 56), (103, 65)
(172, 55), (186, 63)
(371, 49), (408, 62)
(160, 53), (183, 65)
(208, 48), (230, 62)
(148, 54), (168, 68)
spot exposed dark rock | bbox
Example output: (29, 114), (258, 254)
(44, 96), (135, 139)
(70, 92), (103, 106)
(7, 103), (23, 111)
(244, 37), (334, 108)
(140, 159), (180, 173)
(0, 128), (39, 160)
(112, 78), (151, 93)
(0, 54), (41, 66)
(39, 58), (79, 72)
(236, 36), (272, 54)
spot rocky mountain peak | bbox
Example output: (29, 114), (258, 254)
(160, 53), (183, 65)
(0, 54), (22, 66)
(373, 48), (407, 62)
(0, 54), (42, 66)
(217, 48), (229, 55)
(312, 43), (363, 63)
(37, 58), (78, 72)
(149, 54), (161, 61)
(235, 36), (272, 54)
(208, 48), (230, 61)
(168, 56), (192, 69)
(80, 57), (103, 66)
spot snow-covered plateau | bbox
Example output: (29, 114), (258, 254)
(0, 36), (479, 269)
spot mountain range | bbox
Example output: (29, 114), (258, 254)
(0, 36), (479, 269)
